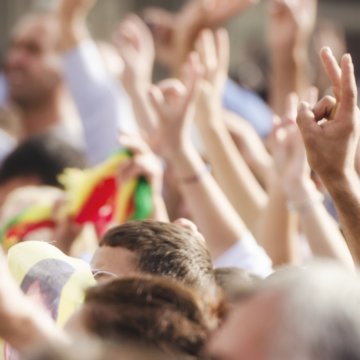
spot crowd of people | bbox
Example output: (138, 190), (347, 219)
(1, 0), (360, 359)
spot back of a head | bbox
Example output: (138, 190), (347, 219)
(29, 337), (171, 360)
(264, 262), (360, 360)
(0, 133), (85, 188)
(100, 221), (215, 294)
(214, 267), (260, 303)
(81, 276), (216, 359)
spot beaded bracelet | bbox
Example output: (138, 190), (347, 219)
(287, 193), (325, 213)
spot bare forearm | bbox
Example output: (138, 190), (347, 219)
(324, 171), (360, 263)
(3, 305), (67, 356)
(258, 176), (299, 266)
(197, 118), (267, 235)
(270, 46), (310, 115)
(150, 194), (170, 222)
(126, 87), (158, 144)
(289, 179), (354, 269)
(167, 144), (247, 259)
(225, 110), (274, 190)
(58, 14), (89, 52)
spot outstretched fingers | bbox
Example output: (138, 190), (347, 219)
(215, 28), (230, 77)
(320, 47), (342, 100)
(339, 54), (358, 115)
(312, 96), (337, 122)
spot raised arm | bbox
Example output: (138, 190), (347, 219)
(144, 0), (259, 74)
(297, 48), (360, 263)
(114, 15), (159, 147)
(257, 96), (302, 266)
(272, 93), (354, 269)
(194, 29), (267, 235)
(149, 55), (243, 258)
(57, 0), (136, 165)
(223, 110), (274, 190)
(267, 0), (317, 115)
(149, 54), (272, 276)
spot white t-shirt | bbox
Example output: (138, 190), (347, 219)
(214, 232), (273, 278)
(63, 40), (137, 166)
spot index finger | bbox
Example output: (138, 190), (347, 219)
(338, 53), (358, 114)
(320, 47), (341, 100)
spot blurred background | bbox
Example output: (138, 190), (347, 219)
(1, 0), (359, 84)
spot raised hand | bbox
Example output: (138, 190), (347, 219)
(57, 0), (96, 22)
(57, 0), (97, 50)
(149, 53), (201, 156)
(267, 88), (355, 269)
(193, 28), (268, 235)
(118, 133), (169, 222)
(195, 28), (229, 119)
(270, 88), (318, 195)
(118, 134), (164, 196)
(144, 0), (257, 73)
(297, 48), (359, 183)
(272, 96), (305, 182)
(114, 15), (155, 93)
(201, 0), (259, 26)
(267, 0), (318, 49)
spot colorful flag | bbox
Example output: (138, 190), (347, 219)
(0, 150), (154, 250)
(59, 149), (153, 236)
(0, 205), (55, 251)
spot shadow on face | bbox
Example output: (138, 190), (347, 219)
(6, 14), (62, 108)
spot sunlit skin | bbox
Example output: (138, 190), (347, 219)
(90, 246), (139, 283)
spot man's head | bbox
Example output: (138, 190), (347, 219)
(91, 220), (215, 294)
(207, 262), (360, 360)
(0, 133), (85, 206)
(5, 13), (62, 109)
(67, 276), (215, 359)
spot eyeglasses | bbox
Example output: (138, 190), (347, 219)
(91, 269), (120, 282)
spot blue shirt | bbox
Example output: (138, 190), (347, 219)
(223, 78), (273, 139)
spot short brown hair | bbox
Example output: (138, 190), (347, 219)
(100, 221), (215, 293)
(82, 276), (216, 359)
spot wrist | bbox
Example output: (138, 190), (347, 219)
(163, 139), (194, 161)
(126, 82), (151, 99)
(323, 168), (360, 199)
(287, 191), (324, 214)
(150, 177), (164, 198)
(164, 143), (207, 182)
(271, 44), (307, 66)
(285, 178), (319, 204)
(58, 23), (89, 51)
